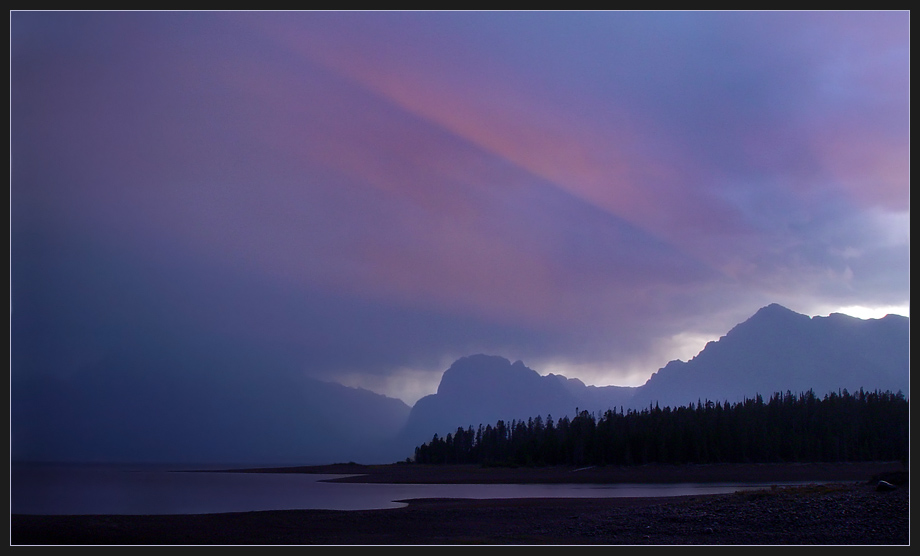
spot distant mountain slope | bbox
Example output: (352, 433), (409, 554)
(633, 304), (910, 409)
(13, 303), (907, 465)
(394, 354), (636, 454)
(11, 345), (411, 465)
(395, 305), (909, 456)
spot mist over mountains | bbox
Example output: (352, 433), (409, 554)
(11, 304), (909, 465)
(11, 338), (411, 465)
(393, 304), (909, 457)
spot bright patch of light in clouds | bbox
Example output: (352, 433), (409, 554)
(536, 330), (721, 389)
(872, 209), (910, 247)
(829, 305), (910, 320)
(536, 360), (646, 388)
(660, 331), (725, 363)
(337, 366), (445, 406)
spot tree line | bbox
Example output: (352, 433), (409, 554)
(412, 388), (909, 466)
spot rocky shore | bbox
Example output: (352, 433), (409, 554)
(11, 462), (909, 545)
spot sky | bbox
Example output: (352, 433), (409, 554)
(11, 11), (910, 407)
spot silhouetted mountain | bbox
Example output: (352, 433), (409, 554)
(394, 354), (635, 454)
(394, 305), (909, 457)
(12, 304), (908, 465)
(633, 304), (910, 409)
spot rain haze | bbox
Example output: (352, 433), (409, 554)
(10, 11), (909, 463)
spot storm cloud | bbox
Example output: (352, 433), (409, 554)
(11, 11), (908, 411)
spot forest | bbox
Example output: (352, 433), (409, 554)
(412, 389), (909, 466)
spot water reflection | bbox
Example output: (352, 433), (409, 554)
(10, 463), (810, 516)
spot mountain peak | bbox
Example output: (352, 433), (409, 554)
(399, 354), (637, 451)
(753, 303), (799, 318)
(638, 302), (908, 409)
(727, 303), (810, 337)
(436, 354), (535, 396)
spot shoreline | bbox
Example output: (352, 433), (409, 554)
(12, 461), (909, 545)
(228, 460), (907, 485)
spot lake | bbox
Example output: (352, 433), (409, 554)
(10, 462), (807, 515)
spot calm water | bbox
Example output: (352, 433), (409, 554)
(10, 463), (802, 515)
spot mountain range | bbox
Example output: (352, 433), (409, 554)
(11, 304), (909, 465)
(393, 304), (909, 456)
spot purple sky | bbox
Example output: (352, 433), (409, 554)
(11, 11), (909, 405)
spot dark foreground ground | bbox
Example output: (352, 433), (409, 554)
(11, 462), (909, 545)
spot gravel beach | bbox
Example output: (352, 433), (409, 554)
(11, 461), (909, 545)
